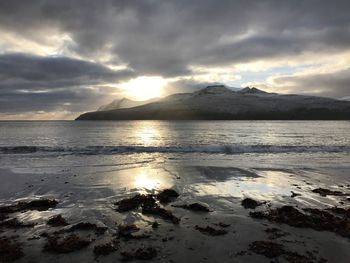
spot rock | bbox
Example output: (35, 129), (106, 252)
(151, 221), (159, 229)
(249, 240), (323, 262)
(156, 189), (179, 203)
(43, 234), (91, 253)
(195, 225), (227, 236)
(250, 205), (350, 238)
(0, 236), (24, 262)
(172, 203), (210, 212)
(326, 207), (350, 217)
(142, 204), (180, 224)
(249, 241), (284, 258)
(47, 215), (69, 227)
(241, 198), (262, 209)
(290, 191), (301, 198)
(312, 188), (347, 197)
(118, 224), (150, 239)
(0, 218), (35, 228)
(115, 194), (156, 212)
(120, 247), (157, 261)
(0, 199), (58, 214)
(0, 213), (8, 222)
(135, 247), (157, 260)
(265, 228), (290, 240)
(68, 222), (107, 235)
(93, 242), (117, 256)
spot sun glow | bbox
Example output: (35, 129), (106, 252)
(120, 76), (166, 100)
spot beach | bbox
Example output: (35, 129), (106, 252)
(0, 121), (349, 262)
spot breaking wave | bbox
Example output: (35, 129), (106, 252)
(1, 145), (349, 155)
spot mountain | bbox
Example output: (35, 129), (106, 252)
(76, 86), (350, 120)
(97, 97), (157, 111)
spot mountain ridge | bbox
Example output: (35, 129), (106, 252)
(77, 86), (350, 120)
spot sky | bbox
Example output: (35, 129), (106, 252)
(0, 0), (350, 120)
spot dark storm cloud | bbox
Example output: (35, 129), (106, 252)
(272, 68), (350, 98)
(0, 53), (133, 112)
(0, 53), (133, 89)
(1, 0), (350, 75)
(0, 0), (350, 116)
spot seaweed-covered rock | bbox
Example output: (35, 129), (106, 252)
(142, 204), (180, 224)
(135, 247), (157, 260)
(0, 218), (35, 228)
(47, 215), (69, 227)
(173, 203), (210, 212)
(156, 189), (179, 203)
(115, 194), (156, 212)
(68, 222), (107, 235)
(44, 234), (91, 253)
(241, 198), (262, 209)
(312, 188), (347, 197)
(93, 242), (117, 256)
(249, 241), (284, 258)
(0, 199), (58, 214)
(250, 205), (350, 238)
(120, 247), (157, 261)
(195, 225), (227, 236)
(0, 236), (24, 262)
(249, 240), (324, 262)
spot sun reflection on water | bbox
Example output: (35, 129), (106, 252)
(129, 121), (164, 146)
(134, 171), (160, 190)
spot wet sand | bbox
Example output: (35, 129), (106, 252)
(0, 165), (349, 262)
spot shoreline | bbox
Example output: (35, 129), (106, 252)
(0, 165), (349, 262)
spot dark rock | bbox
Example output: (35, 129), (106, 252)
(195, 225), (228, 236)
(120, 251), (135, 261)
(249, 240), (322, 262)
(249, 241), (284, 258)
(241, 198), (262, 209)
(0, 236), (24, 262)
(135, 247), (157, 260)
(312, 188), (347, 197)
(250, 205), (350, 238)
(173, 203), (210, 212)
(115, 194), (156, 212)
(118, 224), (150, 239)
(142, 204), (180, 224)
(43, 234), (91, 253)
(265, 228), (290, 240)
(156, 189), (179, 203)
(0, 199), (58, 214)
(214, 222), (230, 228)
(327, 207), (350, 217)
(151, 221), (159, 229)
(68, 222), (107, 235)
(291, 191), (301, 198)
(120, 247), (157, 261)
(0, 218), (35, 228)
(0, 213), (8, 222)
(93, 242), (117, 256)
(47, 215), (69, 227)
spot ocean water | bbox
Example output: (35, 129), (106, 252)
(0, 120), (349, 170)
(1, 121), (350, 262)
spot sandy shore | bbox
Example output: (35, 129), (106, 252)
(0, 164), (349, 262)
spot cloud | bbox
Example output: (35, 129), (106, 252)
(0, 53), (134, 113)
(0, 0), (350, 118)
(269, 67), (350, 98)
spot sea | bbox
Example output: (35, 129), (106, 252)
(0, 120), (350, 262)
(0, 120), (349, 170)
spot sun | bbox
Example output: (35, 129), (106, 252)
(120, 76), (166, 101)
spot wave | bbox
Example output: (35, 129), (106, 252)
(1, 145), (349, 155)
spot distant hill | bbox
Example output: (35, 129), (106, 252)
(97, 97), (157, 111)
(76, 86), (350, 120)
